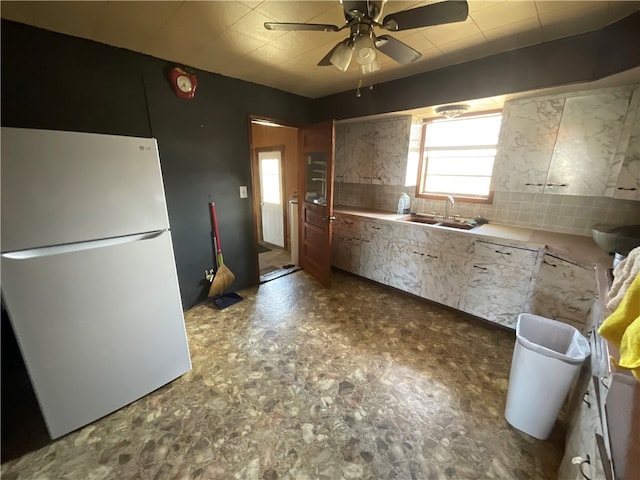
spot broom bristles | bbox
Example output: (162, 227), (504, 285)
(208, 263), (235, 297)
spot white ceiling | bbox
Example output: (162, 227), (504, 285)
(1, 1), (639, 99)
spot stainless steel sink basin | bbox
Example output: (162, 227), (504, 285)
(437, 221), (476, 231)
(398, 214), (440, 225)
(591, 224), (640, 255)
(398, 215), (477, 231)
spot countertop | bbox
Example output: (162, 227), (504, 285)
(334, 206), (613, 270)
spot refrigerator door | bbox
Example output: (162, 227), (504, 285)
(1, 127), (170, 252)
(1, 231), (191, 439)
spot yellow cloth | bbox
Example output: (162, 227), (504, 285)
(599, 273), (640, 380)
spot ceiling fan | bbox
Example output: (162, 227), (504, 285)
(264, 0), (469, 75)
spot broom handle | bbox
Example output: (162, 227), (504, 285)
(209, 202), (223, 255)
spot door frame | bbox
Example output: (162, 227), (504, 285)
(248, 115), (302, 282)
(254, 145), (286, 247)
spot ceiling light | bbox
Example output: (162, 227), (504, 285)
(354, 33), (377, 65)
(360, 55), (380, 75)
(435, 104), (471, 119)
(330, 40), (354, 72)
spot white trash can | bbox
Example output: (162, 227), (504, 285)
(505, 314), (590, 440)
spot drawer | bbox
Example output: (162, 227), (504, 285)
(474, 240), (538, 268)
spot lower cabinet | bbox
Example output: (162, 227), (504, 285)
(421, 250), (469, 309)
(332, 213), (597, 334)
(459, 240), (538, 328)
(525, 253), (595, 331)
(331, 214), (364, 275)
(332, 234), (361, 274)
(360, 221), (393, 284)
(386, 239), (424, 296)
(558, 372), (606, 480)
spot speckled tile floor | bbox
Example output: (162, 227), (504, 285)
(1, 270), (564, 479)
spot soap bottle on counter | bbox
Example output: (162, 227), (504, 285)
(397, 192), (410, 214)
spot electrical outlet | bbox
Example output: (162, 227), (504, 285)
(239, 186), (248, 198)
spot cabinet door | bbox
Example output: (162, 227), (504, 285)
(334, 124), (347, 184)
(360, 221), (392, 284)
(474, 240), (538, 269)
(331, 234), (361, 274)
(331, 214), (363, 274)
(613, 92), (640, 200)
(339, 124), (368, 184)
(547, 91), (631, 196)
(370, 116), (411, 186)
(558, 376), (604, 480)
(421, 251), (469, 309)
(493, 98), (564, 193)
(525, 254), (595, 331)
(460, 261), (533, 328)
(387, 240), (424, 295)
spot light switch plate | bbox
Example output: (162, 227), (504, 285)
(239, 186), (248, 198)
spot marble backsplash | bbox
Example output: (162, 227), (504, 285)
(334, 182), (640, 236)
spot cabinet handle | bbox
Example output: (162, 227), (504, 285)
(361, 239), (370, 243)
(543, 260), (557, 267)
(617, 187), (637, 191)
(371, 226), (381, 230)
(545, 183), (568, 187)
(572, 455), (591, 480)
(473, 265), (488, 270)
(525, 183), (544, 186)
(582, 391), (591, 408)
(413, 251), (424, 256)
(426, 254), (438, 259)
(495, 250), (511, 255)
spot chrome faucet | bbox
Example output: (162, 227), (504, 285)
(444, 195), (455, 220)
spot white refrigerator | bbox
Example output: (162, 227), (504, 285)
(1, 127), (192, 439)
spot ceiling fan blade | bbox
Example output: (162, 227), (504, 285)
(264, 22), (339, 32)
(375, 35), (421, 65)
(382, 0), (468, 31)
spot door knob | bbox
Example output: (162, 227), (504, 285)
(326, 216), (336, 223)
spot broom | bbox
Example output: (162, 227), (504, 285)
(208, 202), (235, 297)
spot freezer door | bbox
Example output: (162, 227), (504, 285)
(1, 230), (191, 439)
(1, 127), (170, 252)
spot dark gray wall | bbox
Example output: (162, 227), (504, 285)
(1, 20), (314, 309)
(313, 11), (640, 121)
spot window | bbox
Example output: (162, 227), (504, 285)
(416, 112), (502, 202)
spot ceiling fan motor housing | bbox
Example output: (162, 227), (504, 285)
(341, 0), (386, 22)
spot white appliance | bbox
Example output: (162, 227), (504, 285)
(1, 127), (192, 439)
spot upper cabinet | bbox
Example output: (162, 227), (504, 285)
(607, 87), (640, 200)
(335, 116), (413, 186)
(493, 86), (638, 197)
(493, 98), (565, 193)
(547, 90), (631, 196)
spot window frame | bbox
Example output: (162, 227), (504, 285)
(415, 109), (502, 204)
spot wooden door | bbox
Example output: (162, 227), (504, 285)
(298, 121), (335, 287)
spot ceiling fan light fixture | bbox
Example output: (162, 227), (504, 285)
(360, 55), (380, 75)
(435, 104), (471, 119)
(354, 33), (377, 65)
(330, 41), (354, 72)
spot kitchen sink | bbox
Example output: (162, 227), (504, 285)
(398, 215), (477, 230)
(436, 221), (476, 230)
(398, 214), (440, 225)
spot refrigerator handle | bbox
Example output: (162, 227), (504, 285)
(2, 231), (167, 260)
